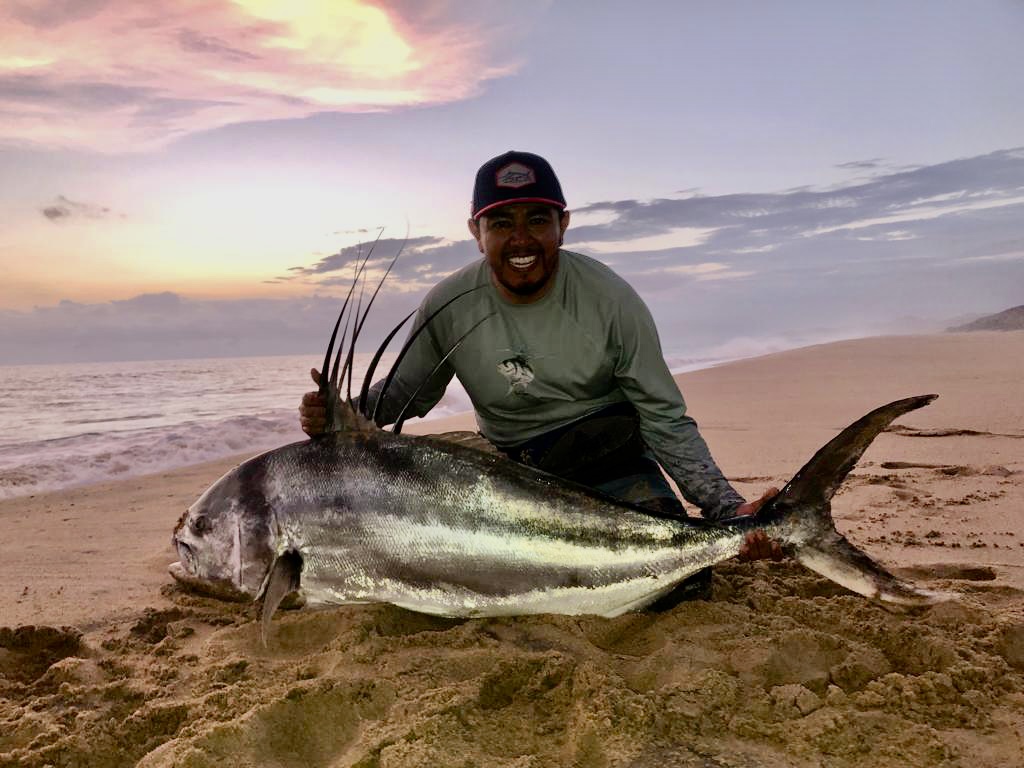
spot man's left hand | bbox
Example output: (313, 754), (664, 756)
(736, 487), (783, 561)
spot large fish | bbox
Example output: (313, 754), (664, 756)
(170, 395), (945, 640)
(169, 252), (946, 641)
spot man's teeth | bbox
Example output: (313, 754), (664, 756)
(509, 255), (537, 269)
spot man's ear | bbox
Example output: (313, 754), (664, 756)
(467, 217), (484, 254)
(558, 209), (570, 245)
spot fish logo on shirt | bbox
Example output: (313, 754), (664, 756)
(497, 355), (535, 395)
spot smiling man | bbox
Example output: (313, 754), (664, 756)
(302, 151), (779, 601)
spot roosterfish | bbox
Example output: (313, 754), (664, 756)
(170, 247), (946, 644)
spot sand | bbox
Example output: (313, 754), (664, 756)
(2, 331), (1022, 767)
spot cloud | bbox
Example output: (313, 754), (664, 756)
(0, 0), (529, 151)
(288, 236), (445, 276)
(0, 290), (424, 364)
(275, 147), (1024, 310)
(40, 194), (115, 221)
(175, 28), (260, 62)
(6, 148), (1023, 365)
(281, 235), (478, 292)
(835, 158), (885, 171)
(565, 147), (1024, 259)
(6, 0), (110, 28)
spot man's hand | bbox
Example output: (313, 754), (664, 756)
(299, 368), (327, 437)
(736, 487), (783, 561)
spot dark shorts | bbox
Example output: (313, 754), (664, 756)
(498, 402), (685, 514)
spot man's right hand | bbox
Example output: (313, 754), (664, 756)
(299, 368), (327, 437)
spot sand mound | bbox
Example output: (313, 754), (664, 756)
(3, 563), (1023, 768)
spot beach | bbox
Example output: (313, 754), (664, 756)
(2, 331), (1022, 766)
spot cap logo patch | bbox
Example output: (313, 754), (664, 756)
(495, 162), (535, 189)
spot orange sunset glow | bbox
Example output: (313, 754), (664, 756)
(0, 0), (508, 151)
(0, 2), (1020, 364)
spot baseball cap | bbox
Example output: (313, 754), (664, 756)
(471, 151), (567, 220)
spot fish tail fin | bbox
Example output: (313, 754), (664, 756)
(792, 530), (949, 606)
(758, 395), (949, 606)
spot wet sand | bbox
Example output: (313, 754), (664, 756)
(2, 331), (1022, 767)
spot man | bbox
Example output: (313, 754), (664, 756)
(301, 151), (780, 599)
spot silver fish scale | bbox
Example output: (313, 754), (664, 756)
(260, 432), (746, 617)
(172, 395), (947, 624)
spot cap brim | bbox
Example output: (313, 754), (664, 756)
(473, 197), (567, 220)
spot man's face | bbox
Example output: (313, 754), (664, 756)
(468, 204), (571, 303)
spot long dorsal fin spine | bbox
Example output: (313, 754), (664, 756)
(330, 301), (353, 392)
(392, 311), (496, 433)
(371, 284), (487, 425)
(343, 268), (367, 401)
(318, 233), (381, 432)
(332, 246), (365, 392)
(342, 235), (407, 406)
(358, 310), (415, 418)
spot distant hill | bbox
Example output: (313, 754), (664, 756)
(947, 305), (1024, 332)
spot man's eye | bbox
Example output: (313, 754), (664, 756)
(529, 217), (550, 225)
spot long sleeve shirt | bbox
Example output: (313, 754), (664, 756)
(368, 250), (745, 520)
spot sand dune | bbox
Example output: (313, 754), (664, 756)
(2, 331), (1022, 767)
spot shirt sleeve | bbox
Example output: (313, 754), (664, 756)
(612, 292), (746, 521)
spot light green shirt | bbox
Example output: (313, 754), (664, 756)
(371, 250), (744, 519)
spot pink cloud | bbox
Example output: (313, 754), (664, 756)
(0, 0), (522, 151)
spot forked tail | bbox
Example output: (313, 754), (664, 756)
(755, 395), (948, 606)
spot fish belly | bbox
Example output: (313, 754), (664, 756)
(267, 435), (742, 618)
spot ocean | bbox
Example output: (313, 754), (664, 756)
(0, 346), (786, 501)
(0, 352), (472, 501)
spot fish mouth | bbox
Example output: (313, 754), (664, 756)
(175, 540), (196, 574)
(168, 560), (252, 602)
(169, 540), (252, 602)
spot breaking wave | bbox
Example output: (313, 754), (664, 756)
(0, 354), (472, 501)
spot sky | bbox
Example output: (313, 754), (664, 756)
(1, 0), (1022, 364)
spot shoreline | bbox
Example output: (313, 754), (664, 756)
(0, 330), (987, 504)
(4, 330), (1022, 628)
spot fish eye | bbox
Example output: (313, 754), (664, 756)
(191, 515), (212, 535)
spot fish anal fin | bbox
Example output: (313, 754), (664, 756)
(259, 550), (303, 647)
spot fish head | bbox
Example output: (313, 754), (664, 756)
(170, 461), (276, 601)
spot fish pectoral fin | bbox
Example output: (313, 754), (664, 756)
(259, 550), (303, 648)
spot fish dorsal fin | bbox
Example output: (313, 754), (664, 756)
(369, 285), (487, 426)
(337, 402), (376, 433)
(422, 430), (501, 455)
(769, 394), (938, 513)
(259, 550), (303, 648)
(316, 232), (406, 436)
(391, 311), (495, 433)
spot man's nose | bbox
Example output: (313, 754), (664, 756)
(510, 220), (532, 243)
